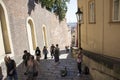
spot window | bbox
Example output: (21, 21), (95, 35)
(112, 0), (120, 21)
(81, 7), (84, 24)
(88, 0), (96, 23)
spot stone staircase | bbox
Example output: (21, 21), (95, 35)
(16, 50), (93, 80)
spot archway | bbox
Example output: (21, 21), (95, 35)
(42, 25), (48, 47)
(0, 1), (13, 60)
(26, 17), (37, 54)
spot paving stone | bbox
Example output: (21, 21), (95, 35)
(16, 50), (92, 80)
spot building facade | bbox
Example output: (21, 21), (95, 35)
(0, 0), (70, 77)
(77, 0), (120, 80)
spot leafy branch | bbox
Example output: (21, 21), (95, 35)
(39, 0), (70, 21)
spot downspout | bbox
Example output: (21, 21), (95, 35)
(102, 0), (104, 56)
(86, 0), (88, 45)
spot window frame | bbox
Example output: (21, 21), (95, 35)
(110, 0), (120, 22)
(88, 0), (96, 24)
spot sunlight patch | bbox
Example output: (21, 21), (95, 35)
(60, 54), (68, 59)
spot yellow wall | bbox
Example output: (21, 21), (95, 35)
(78, 0), (120, 80)
(103, 0), (120, 58)
(79, 0), (120, 58)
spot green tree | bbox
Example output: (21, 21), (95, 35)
(39, 0), (70, 21)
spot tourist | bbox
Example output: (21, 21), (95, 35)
(54, 44), (60, 64)
(65, 46), (69, 53)
(22, 50), (29, 67)
(35, 47), (41, 61)
(25, 55), (38, 80)
(43, 46), (48, 59)
(4, 56), (18, 80)
(50, 44), (55, 58)
(77, 48), (83, 76)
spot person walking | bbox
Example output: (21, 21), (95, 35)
(35, 47), (41, 61)
(22, 50), (29, 67)
(54, 44), (60, 64)
(77, 48), (83, 76)
(25, 55), (38, 80)
(50, 44), (55, 58)
(65, 46), (69, 53)
(43, 46), (48, 59)
(4, 56), (18, 80)
(0, 66), (3, 80)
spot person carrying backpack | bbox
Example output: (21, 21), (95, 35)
(35, 47), (41, 61)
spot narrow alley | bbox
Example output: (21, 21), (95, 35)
(16, 50), (92, 80)
(0, 0), (120, 80)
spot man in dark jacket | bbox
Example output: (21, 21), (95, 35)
(35, 47), (41, 61)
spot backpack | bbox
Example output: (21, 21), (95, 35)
(35, 50), (41, 56)
(84, 66), (89, 75)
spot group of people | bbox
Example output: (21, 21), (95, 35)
(21, 44), (60, 80)
(34, 44), (60, 63)
(0, 44), (83, 80)
(0, 51), (38, 80)
(22, 50), (39, 80)
(25, 55), (38, 80)
(51, 44), (60, 63)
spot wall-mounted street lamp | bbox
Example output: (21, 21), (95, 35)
(76, 8), (83, 48)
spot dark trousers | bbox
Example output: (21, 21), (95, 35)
(44, 54), (47, 59)
(51, 52), (54, 58)
(77, 62), (82, 74)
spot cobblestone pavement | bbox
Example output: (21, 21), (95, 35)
(16, 50), (93, 80)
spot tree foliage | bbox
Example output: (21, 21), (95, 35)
(39, 0), (70, 21)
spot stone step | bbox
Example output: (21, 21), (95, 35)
(16, 51), (93, 80)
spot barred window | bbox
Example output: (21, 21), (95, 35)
(89, 0), (96, 23)
(112, 0), (120, 21)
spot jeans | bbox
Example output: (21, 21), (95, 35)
(77, 62), (81, 74)
(7, 73), (18, 80)
(0, 77), (2, 80)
